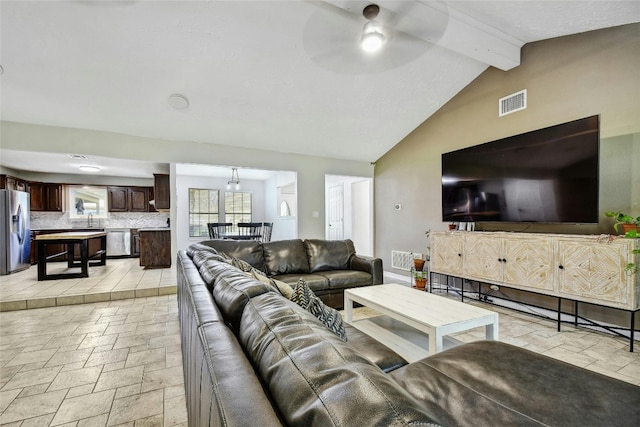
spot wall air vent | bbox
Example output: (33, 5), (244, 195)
(391, 250), (422, 271)
(499, 89), (527, 117)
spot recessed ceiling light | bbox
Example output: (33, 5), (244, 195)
(78, 165), (101, 172)
(168, 94), (189, 110)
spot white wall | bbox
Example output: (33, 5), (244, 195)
(175, 173), (268, 251)
(1, 121), (374, 255)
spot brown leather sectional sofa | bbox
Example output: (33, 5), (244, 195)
(199, 238), (382, 308)
(178, 244), (640, 427)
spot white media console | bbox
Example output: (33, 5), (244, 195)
(429, 231), (639, 350)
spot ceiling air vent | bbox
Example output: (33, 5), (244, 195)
(499, 89), (527, 117)
(68, 154), (89, 160)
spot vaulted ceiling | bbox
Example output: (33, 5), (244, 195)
(1, 1), (639, 176)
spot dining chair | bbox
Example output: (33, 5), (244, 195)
(261, 222), (273, 242)
(237, 222), (263, 240)
(207, 223), (232, 239)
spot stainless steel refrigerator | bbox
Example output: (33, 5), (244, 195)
(0, 190), (31, 275)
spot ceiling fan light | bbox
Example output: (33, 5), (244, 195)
(361, 21), (384, 52)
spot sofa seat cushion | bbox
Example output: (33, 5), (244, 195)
(303, 239), (355, 272)
(315, 270), (373, 290)
(343, 324), (407, 373)
(390, 340), (640, 427)
(272, 273), (328, 293)
(239, 292), (443, 427)
(262, 239), (310, 276)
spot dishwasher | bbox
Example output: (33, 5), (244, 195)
(106, 228), (131, 257)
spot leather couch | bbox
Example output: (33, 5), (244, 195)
(178, 245), (640, 427)
(199, 238), (382, 308)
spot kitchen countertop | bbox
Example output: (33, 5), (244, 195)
(35, 231), (107, 240)
(138, 228), (171, 232)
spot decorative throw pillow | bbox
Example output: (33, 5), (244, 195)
(290, 278), (347, 341)
(248, 268), (294, 299)
(219, 252), (255, 273)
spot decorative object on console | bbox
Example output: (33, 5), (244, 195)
(605, 210), (639, 234)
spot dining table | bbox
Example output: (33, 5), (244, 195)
(36, 231), (107, 280)
(218, 233), (262, 241)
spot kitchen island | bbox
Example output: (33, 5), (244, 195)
(36, 231), (107, 280)
(139, 228), (171, 268)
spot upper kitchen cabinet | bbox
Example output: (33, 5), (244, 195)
(108, 186), (149, 212)
(0, 174), (29, 192)
(30, 183), (64, 212)
(152, 174), (170, 211)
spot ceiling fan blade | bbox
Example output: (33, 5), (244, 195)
(303, 1), (450, 74)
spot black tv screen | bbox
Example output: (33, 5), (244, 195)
(442, 115), (599, 224)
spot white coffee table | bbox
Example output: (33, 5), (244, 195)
(344, 284), (499, 362)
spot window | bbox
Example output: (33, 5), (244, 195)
(189, 188), (219, 237)
(68, 186), (108, 219)
(225, 191), (252, 230)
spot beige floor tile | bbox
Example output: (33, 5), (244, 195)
(50, 389), (116, 426)
(141, 366), (183, 393)
(48, 366), (102, 391)
(94, 366), (144, 392)
(106, 389), (163, 426)
(4, 348), (57, 367)
(1, 366), (61, 391)
(46, 348), (94, 368)
(0, 389), (67, 424)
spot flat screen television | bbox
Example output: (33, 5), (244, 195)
(442, 115), (599, 224)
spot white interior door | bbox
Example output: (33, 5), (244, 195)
(328, 184), (344, 240)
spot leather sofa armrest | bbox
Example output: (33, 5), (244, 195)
(350, 255), (383, 285)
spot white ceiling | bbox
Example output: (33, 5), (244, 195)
(1, 1), (639, 178)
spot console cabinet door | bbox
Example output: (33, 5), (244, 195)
(557, 238), (633, 308)
(502, 236), (555, 292)
(463, 233), (502, 283)
(430, 232), (464, 275)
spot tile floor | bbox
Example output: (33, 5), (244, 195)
(0, 295), (186, 426)
(351, 295), (640, 386)
(1, 262), (638, 426)
(0, 259), (176, 312)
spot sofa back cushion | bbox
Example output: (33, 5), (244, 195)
(203, 260), (274, 335)
(262, 239), (310, 276)
(304, 239), (355, 273)
(201, 240), (265, 270)
(239, 292), (443, 427)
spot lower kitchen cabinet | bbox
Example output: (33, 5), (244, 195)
(139, 229), (171, 268)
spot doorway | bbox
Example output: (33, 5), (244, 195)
(325, 175), (373, 256)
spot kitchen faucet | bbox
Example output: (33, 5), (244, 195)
(88, 213), (94, 228)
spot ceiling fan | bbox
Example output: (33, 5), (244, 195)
(303, 1), (450, 74)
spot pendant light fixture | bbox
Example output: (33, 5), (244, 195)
(227, 167), (240, 190)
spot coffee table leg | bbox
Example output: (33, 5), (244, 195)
(344, 294), (354, 323)
(430, 329), (444, 354)
(485, 316), (499, 340)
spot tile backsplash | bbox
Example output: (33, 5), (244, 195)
(31, 211), (170, 230)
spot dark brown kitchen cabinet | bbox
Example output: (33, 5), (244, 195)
(1, 174), (28, 192)
(128, 187), (149, 212)
(108, 187), (129, 212)
(153, 174), (170, 210)
(30, 183), (64, 212)
(108, 186), (149, 212)
(139, 229), (171, 267)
